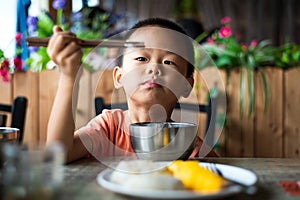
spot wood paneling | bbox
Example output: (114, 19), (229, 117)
(224, 68), (244, 157)
(255, 68), (283, 157)
(0, 78), (12, 103)
(284, 68), (300, 158)
(1, 68), (300, 158)
(38, 70), (59, 142)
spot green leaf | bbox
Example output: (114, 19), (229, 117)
(256, 40), (272, 49)
(216, 55), (232, 67)
(56, 9), (63, 26)
(292, 51), (300, 62)
(25, 56), (32, 64)
(282, 53), (289, 63)
(28, 48), (50, 72)
(259, 68), (269, 113)
(247, 55), (255, 70)
(247, 68), (254, 118)
(0, 49), (4, 58)
(37, 13), (54, 36)
(195, 32), (208, 43)
(240, 67), (245, 118)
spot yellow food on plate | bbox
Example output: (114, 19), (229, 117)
(110, 160), (226, 193)
(167, 160), (226, 193)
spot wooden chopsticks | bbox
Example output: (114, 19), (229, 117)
(26, 37), (145, 48)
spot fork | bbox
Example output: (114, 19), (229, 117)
(204, 163), (257, 195)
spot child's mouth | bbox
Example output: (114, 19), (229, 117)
(142, 80), (162, 88)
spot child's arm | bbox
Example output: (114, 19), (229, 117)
(46, 26), (88, 162)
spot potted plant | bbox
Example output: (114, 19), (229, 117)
(197, 17), (280, 118)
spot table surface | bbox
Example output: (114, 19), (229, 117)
(58, 157), (300, 200)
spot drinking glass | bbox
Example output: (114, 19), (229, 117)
(0, 142), (65, 200)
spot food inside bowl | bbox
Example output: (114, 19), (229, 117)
(110, 160), (226, 193)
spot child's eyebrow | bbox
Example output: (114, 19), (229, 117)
(129, 48), (181, 57)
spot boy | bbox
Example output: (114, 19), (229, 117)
(46, 18), (217, 163)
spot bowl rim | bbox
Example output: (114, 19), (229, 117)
(130, 122), (197, 128)
(0, 127), (20, 132)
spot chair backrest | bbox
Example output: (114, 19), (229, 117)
(0, 96), (28, 143)
(94, 96), (217, 143)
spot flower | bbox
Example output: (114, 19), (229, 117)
(0, 32), (25, 82)
(27, 16), (38, 36)
(250, 40), (257, 47)
(15, 33), (23, 46)
(220, 16), (231, 24)
(52, 0), (67, 10)
(13, 57), (23, 71)
(0, 58), (10, 82)
(218, 27), (231, 38)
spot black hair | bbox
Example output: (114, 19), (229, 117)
(131, 17), (188, 34)
(116, 17), (195, 77)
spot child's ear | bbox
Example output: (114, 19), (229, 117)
(182, 76), (194, 98)
(113, 66), (123, 89)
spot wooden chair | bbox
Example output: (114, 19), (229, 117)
(94, 96), (217, 144)
(0, 96), (28, 143)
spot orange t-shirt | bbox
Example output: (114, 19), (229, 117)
(76, 109), (135, 160)
(76, 109), (202, 160)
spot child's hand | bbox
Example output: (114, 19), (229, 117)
(189, 136), (219, 158)
(47, 25), (83, 79)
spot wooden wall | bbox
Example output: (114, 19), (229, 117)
(1, 67), (300, 157)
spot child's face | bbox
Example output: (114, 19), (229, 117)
(113, 26), (194, 110)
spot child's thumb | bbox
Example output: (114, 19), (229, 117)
(53, 25), (63, 33)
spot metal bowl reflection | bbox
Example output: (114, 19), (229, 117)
(0, 127), (19, 144)
(130, 122), (197, 161)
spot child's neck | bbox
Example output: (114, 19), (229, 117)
(128, 104), (172, 123)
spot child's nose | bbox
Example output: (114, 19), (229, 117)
(146, 64), (161, 76)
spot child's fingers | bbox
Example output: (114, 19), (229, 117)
(55, 41), (82, 67)
(47, 33), (80, 60)
(53, 25), (76, 37)
(189, 136), (202, 158)
(53, 25), (63, 33)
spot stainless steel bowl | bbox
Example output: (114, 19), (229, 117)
(0, 127), (19, 144)
(130, 122), (197, 161)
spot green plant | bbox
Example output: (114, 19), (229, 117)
(274, 42), (300, 69)
(197, 17), (278, 118)
(25, 0), (123, 72)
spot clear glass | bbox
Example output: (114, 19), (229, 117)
(0, 142), (65, 200)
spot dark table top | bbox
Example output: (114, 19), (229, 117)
(58, 157), (300, 200)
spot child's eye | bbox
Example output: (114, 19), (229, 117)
(136, 57), (147, 62)
(164, 60), (176, 65)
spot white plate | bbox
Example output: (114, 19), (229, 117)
(97, 162), (257, 199)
